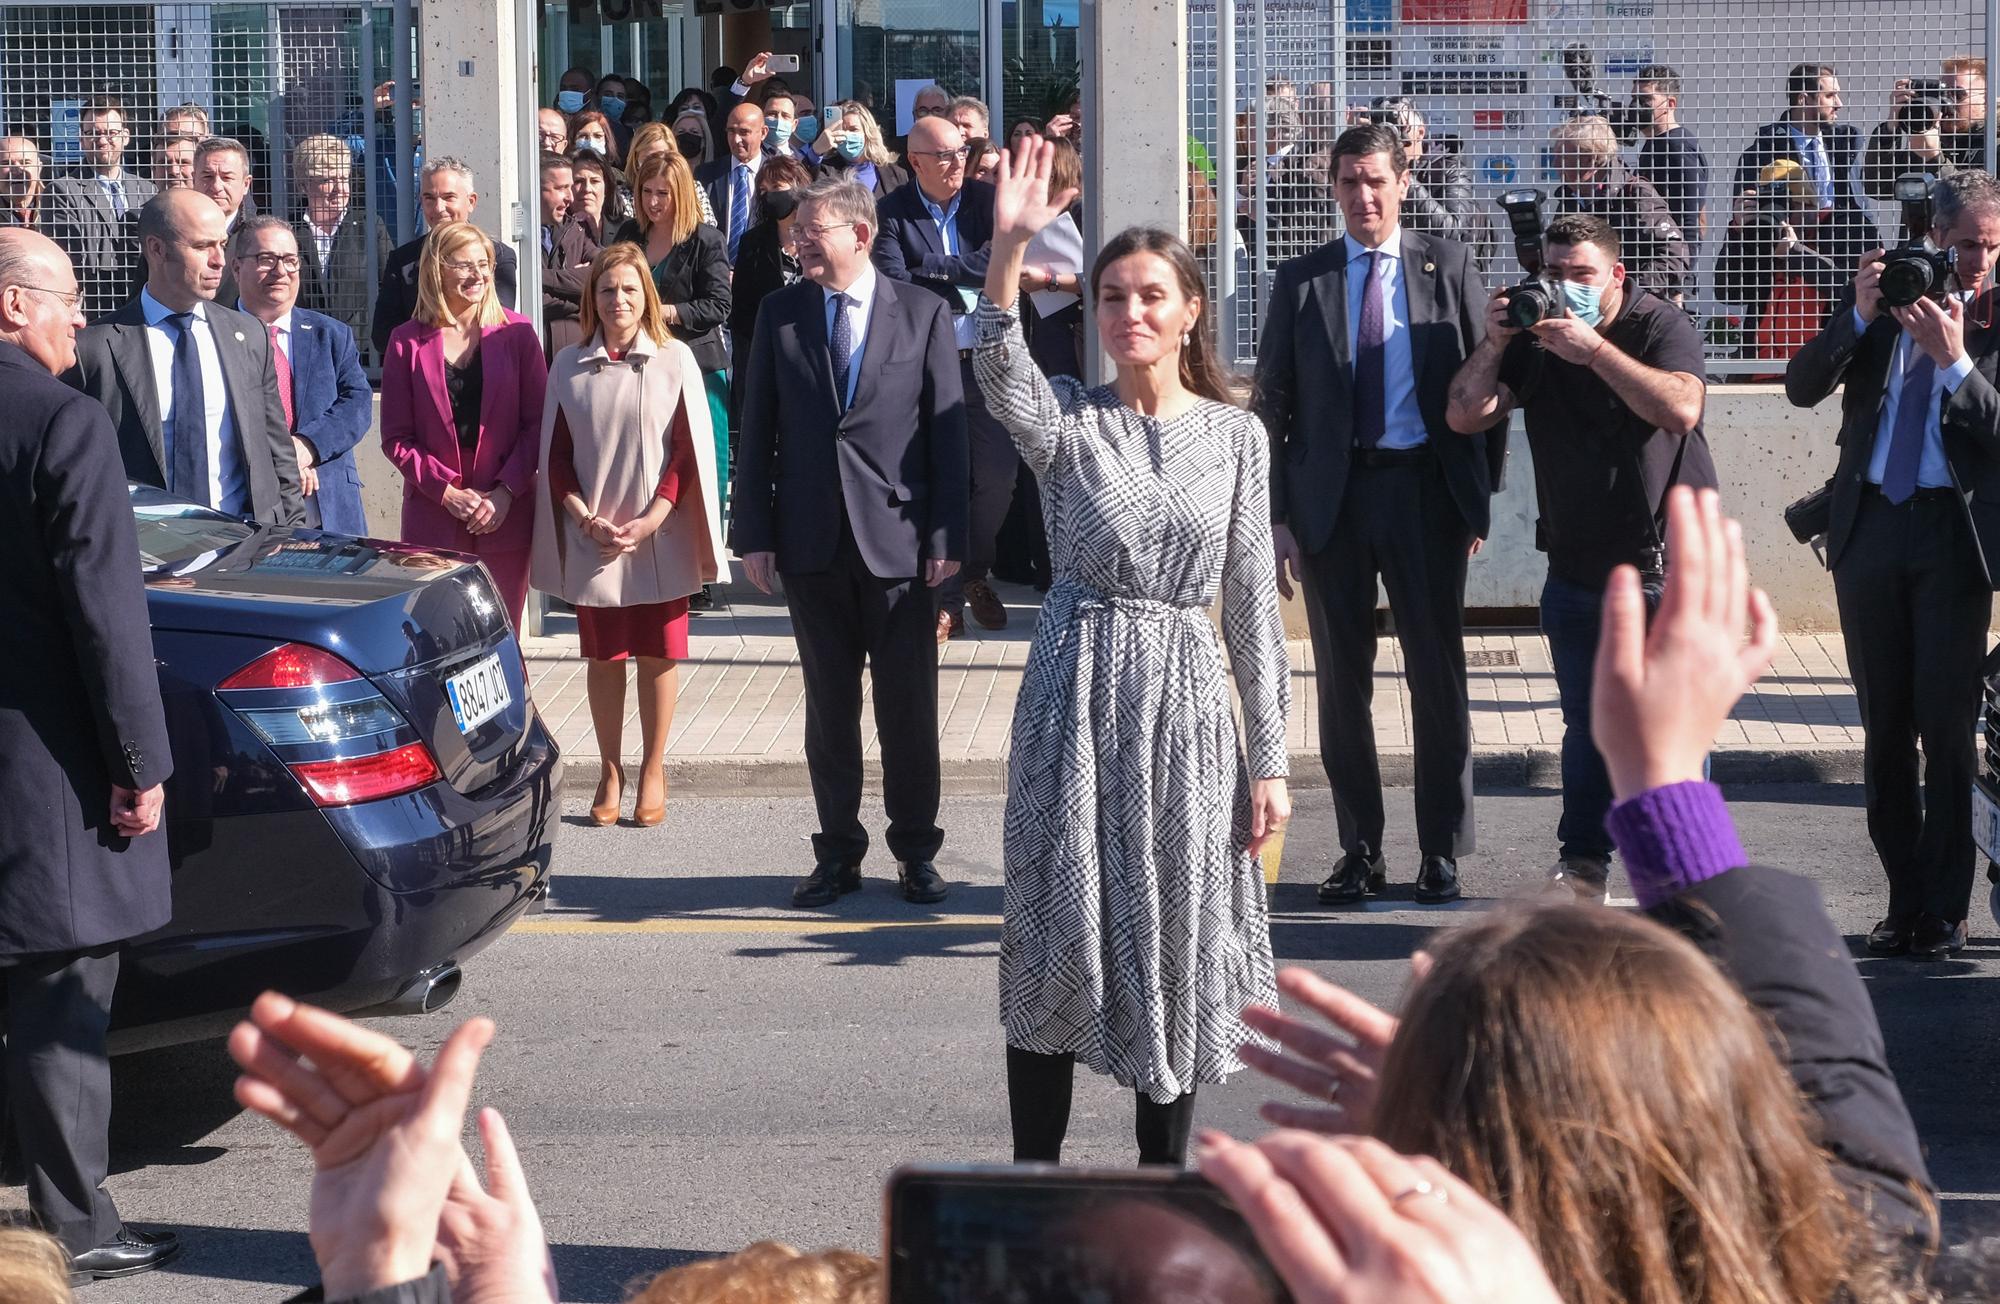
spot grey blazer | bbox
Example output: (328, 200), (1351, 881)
(46, 170), (156, 318)
(63, 297), (305, 526)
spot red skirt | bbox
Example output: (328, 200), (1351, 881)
(576, 598), (691, 661)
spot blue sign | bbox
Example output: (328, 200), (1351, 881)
(1484, 155), (1518, 184)
(1347, 0), (1393, 34)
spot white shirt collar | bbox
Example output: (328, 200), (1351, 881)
(140, 287), (205, 326)
(1343, 226), (1404, 263)
(734, 151), (762, 175)
(823, 263), (878, 311)
(237, 302), (292, 334)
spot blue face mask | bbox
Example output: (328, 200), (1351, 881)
(767, 119), (794, 147)
(795, 115), (820, 145)
(599, 95), (627, 120)
(1558, 278), (1607, 326)
(555, 90), (585, 114)
(836, 133), (865, 160)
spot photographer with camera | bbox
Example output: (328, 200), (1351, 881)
(1784, 170), (2000, 960)
(1625, 66), (1709, 243)
(1446, 210), (1713, 902)
(1716, 159), (1875, 373)
(1548, 116), (1692, 302)
(1363, 97), (1478, 246)
(1861, 56), (1987, 200)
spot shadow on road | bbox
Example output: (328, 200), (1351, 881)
(110, 1039), (241, 1170)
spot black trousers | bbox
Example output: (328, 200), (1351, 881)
(1300, 458), (1475, 859)
(1005, 1046), (1197, 1167)
(938, 356), (1020, 615)
(2, 946), (122, 1254)
(1833, 489), (1992, 923)
(782, 516), (944, 865)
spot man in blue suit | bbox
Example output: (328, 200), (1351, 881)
(230, 216), (373, 534)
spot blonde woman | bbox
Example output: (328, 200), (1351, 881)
(381, 220), (548, 628)
(613, 121), (718, 242)
(632, 151), (733, 519)
(532, 244), (723, 826)
(810, 101), (908, 196)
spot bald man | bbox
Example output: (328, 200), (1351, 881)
(0, 135), (43, 228)
(872, 113), (1008, 640)
(64, 188), (302, 524)
(696, 100), (767, 263)
(0, 229), (180, 1281)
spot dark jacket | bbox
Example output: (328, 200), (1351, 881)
(540, 217), (599, 361)
(729, 218), (799, 416)
(1860, 121), (1985, 201)
(1253, 229), (1505, 550)
(1554, 160), (1693, 300)
(871, 178), (996, 316)
(293, 210), (394, 360)
(732, 275), (969, 578)
(281, 307), (375, 536)
(638, 222), (731, 373)
(370, 232), (520, 356)
(0, 338), (173, 956)
(1734, 120), (1880, 259)
(1403, 151), (1478, 246)
(45, 170), (156, 320)
(1713, 213), (1871, 341)
(65, 296), (305, 526)
(1785, 285), (2000, 586)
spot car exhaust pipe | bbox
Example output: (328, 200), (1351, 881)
(375, 964), (463, 1017)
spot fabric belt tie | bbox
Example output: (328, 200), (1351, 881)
(1059, 578), (1206, 623)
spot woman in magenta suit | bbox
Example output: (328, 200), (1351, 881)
(380, 220), (548, 628)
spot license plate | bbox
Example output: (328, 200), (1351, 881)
(445, 652), (511, 735)
(1975, 782), (2000, 865)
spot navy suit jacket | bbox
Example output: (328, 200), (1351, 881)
(871, 179), (996, 316)
(281, 306), (374, 536)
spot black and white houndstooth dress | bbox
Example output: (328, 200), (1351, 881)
(973, 300), (1291, 1104)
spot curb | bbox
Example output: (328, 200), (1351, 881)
(564, 746), (1864, 798)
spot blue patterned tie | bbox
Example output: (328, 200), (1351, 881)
(1353, 251), (1387, 448)
(729, 164), (749, 261)
(1880, 341), (1936, 505)
(829, 292), (854, 409)
(166, 311), (210, 504)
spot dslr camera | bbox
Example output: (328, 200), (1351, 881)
(1742, 178), (1795, 240)
(1496, 188), (1563, 328)
(1897, 76), (1962, 133)
(1878, 172), (1954, 307)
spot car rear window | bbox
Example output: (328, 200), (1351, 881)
(132, 500), (257, 571)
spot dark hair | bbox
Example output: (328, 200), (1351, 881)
(539, 151), (574, 178)
(567, 109), (622, 167)
(230, 213), (295, 262)
(568, 149), (612, 186)
(596, 74), (627, 95)
(1089, 227), (1234, 406)
(1544, 212), (1621, 262)
(1634, 64), (1681, 98)
(81, 93), (126, 122)
(756, 154), (812, 194)
(1329, 123), (1408, 179)
(1788, 62), (1834, 105)
(709, 66), (737, 89)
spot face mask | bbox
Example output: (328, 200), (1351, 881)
(599, 96), (627, 120)
(556, 90), (585, 114)
(767, 119), (794, 147)
(1558, 278), (1607, 326)
(576, 136), (605, 155)
(759, 188), (800, 221)
(795, 115), (820, 145)
(836, 133), (865, 161)
(676, 132), (705, 159)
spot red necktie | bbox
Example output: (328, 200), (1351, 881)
(270, 323), (295, 432)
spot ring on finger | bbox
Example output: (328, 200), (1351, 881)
(1391, 1179), (1448, 1207)
(1323, 1075), (1342, 1103)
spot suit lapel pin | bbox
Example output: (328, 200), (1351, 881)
(235, 331), (245, 341)
(1423, 261), (1435, 273)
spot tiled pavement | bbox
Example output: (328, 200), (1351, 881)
(522, 577), (1866, 792)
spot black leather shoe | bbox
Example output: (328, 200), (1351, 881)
(1413, 855), (1462, 905)
(1318, 846), (1388, 905)
(1866, 915), (1915, 955)
(898, 860), (949, 904)
(790, 859), (861, 908)
(1909, 914), (1969, 960)
(69, 1226), (182, 1282)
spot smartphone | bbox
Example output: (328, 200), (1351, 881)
(767, 53), (801, 74)
(884, 1163), (1292, 1303)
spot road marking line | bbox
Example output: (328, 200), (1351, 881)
(514, 915), (1005, 936)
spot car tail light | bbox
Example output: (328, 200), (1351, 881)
(219, 642), (440, 808)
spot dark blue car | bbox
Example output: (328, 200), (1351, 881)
(107, 486), (561, 1052)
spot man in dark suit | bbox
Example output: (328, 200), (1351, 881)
(44, 94), (155, 320)
(65, 188), (304, 525)
(695, 101), (768, 264)
(538, 152), (598, 360)
(233, 216), (373, 535)
(1255, 124), (1503, 907)
(733, 176), (969, 909)
(290, 134), (392, 363)
(1735, 63), (1879, 256)
(872, 113), (1008, 640)
(369, 158), (518, 355)
(1784, 171), (2000, 959)
(0, 228), (180, 1280)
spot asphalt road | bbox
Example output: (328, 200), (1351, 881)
(17, 785), (2000, 1302)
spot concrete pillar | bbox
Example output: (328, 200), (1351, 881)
(418, 0), (527, 256)
(1080, 0), (1187, 381)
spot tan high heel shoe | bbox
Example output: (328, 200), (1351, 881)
(631, 767), (668, 827)
(589, 764), (625, 826)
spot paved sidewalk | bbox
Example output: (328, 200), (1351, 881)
(523, 577), (1865, 793)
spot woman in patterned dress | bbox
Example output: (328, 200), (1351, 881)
(975, 137), (1293, 1166)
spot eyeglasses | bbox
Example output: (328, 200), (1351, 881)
(913, 105), (947, 118)
(444, 259), (493, 276)
(84, 129), (129, 141)
(794, 221), (855, 241)
(15, 284), (82, 311)
(914, 147), (970, 164)
(250, 253), (301, 273)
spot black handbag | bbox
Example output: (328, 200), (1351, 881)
(1784, 477), (1836, 567)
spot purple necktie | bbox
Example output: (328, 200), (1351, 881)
(1880, 341), (1936, 506)
(1353, 251), (1386, 449)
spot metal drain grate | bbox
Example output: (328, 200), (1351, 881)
(1465, 650), (1520, 669)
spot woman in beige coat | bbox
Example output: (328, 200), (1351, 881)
(532, 243), (725, 826)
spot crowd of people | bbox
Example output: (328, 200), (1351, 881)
(3, 43), (2000, 1303)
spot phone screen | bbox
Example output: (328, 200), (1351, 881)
(885, 1166), (1291, 1304)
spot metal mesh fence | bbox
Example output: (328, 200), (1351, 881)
(1191, 0), (1993, 376)
(0, 0), (413, 366)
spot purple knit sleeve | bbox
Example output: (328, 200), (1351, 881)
(1605, 781), (1748, 910)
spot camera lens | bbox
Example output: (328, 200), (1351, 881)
(1878, 253), (1936, 308)
(1506, 283), (1555, 329)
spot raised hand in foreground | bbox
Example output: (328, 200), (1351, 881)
(1236, 963), (1420, 1136)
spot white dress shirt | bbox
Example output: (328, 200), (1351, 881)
(824, 264), (878, 409)
(1854, 299), (1977, 490)
(142, 288), (246, 515)
(1341, 226), (1426, 450)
